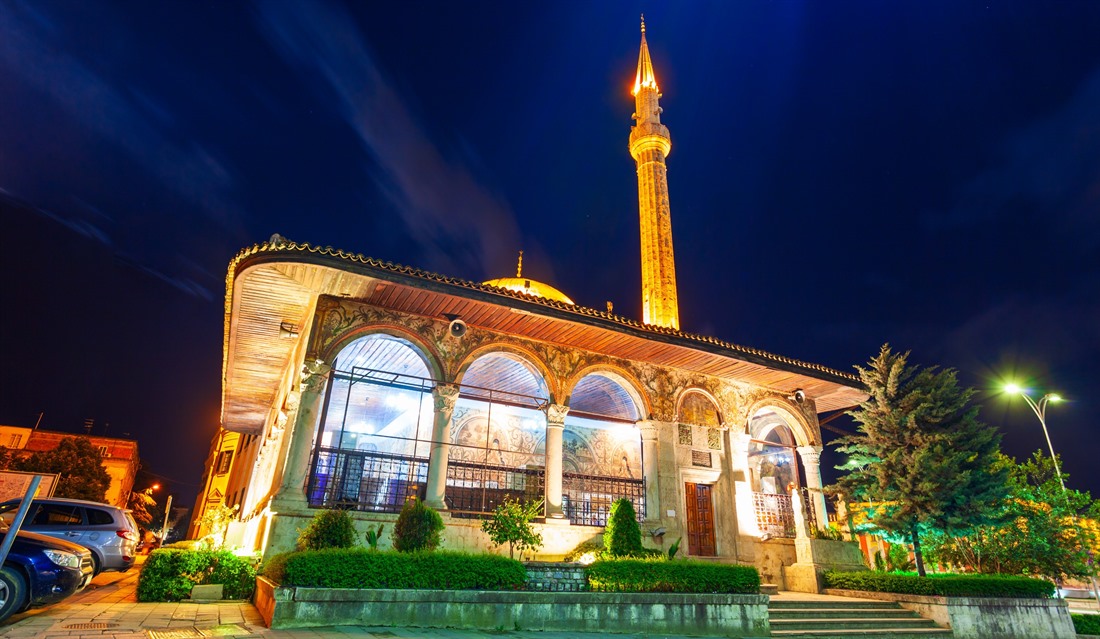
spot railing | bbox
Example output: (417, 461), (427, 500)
(753, 491), (795, 538)
(445, 459), (545, 518)
(307, 448), (428, 513)
(562, 472), (645, 527)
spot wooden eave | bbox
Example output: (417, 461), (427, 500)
(221, 239), (867, 434)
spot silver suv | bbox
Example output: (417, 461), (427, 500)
(0, 498), (139, 574)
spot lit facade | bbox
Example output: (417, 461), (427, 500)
(200, 23), (868, 590)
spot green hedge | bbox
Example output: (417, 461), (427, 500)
(823, 571), (1054, 599)
(1074, 613), (1100, 635)
(265, 548), (525, 590)
(137, 549), (256, 602)
(586, 558), (760, 594)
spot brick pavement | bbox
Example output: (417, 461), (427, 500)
(0, 557), (722, 639)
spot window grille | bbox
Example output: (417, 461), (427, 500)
(307, 447), (428, 512)
(753, 491), (795, 538)
(445, 459), (545, 518)
(562, 472), (644, 527)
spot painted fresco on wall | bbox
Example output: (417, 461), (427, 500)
(563, 416), (641, 478)
(449, 401), (546, 469)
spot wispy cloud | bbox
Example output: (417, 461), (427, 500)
(256, 0), (525, 279)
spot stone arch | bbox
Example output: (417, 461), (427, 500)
(563, 365), (648, 422)
(675, 388), (724, 427)
(745, 398), (818, 447)
(454, 343), (554, 402)
(320, 324), (443, 381)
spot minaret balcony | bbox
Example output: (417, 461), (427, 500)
(629, 126), (672, 160)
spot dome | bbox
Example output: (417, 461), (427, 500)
(482, 276), (575, 305)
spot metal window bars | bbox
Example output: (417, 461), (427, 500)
(562, 472), (645, 527)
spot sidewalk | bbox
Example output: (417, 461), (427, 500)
(0, 558), (716, 639)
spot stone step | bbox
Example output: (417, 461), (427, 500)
(760, 583), (779, 595)
(769, 599), (904, 610)
(771, 617), (939, 631)
(770, 629), (953, 639)
(770, 608), (924, 620)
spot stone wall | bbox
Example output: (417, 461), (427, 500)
(256, 577), (771, 636)
(824, 589), (1076, 639)
(524, 561), (587, 592)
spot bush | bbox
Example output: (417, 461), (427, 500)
(259, 552), (292, 585)
(298, 509), (359, 550)
(393, 498), (444, 552)
(604, 498), (643, 557)
(1073, 613), (1100, 635)
(587, 558), (760, 594)
(137, 549), (256, 601)
(481, 497), (543, 559)
(273, 548), (524, 590)
(564, 538), (605, 562)
(823, 571), (1055, 598)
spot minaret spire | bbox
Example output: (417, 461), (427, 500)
(629, 18), (679, 330)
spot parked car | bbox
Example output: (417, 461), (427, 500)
(0, 498), (139, 575)
(0, 528), (94, 623)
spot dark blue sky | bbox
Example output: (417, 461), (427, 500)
(2, 1), (1099, 500)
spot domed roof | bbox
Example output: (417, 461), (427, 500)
(482, 251), (574, 305)
(482, 276), (575, 305)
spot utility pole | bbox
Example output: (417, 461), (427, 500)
(161, 494), (173, 543)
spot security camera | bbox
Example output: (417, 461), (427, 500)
(448, 319), (468, 338)
(793, 389), (806, 403)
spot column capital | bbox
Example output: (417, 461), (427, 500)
(796, 445), (824, 466)
(300, 359), (331, 394)
(544, 403), (569, 426)
(635, 420), (659, 441)
(431, 383), (460, 411)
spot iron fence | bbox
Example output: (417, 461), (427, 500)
(444, 459), (545, 518)
(562, 472), (645, 527)
(753, 491), (795, 538)
(307, 447), (428, 512)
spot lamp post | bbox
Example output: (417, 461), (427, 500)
(1004, 384), (1065, 493)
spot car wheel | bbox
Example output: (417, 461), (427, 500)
(91, 553), (102, 576)
(0, 566), (27, 623)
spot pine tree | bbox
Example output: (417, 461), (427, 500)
(833, 345), (1008, 576)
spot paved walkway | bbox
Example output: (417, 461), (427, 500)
(0, 558), (732, 639)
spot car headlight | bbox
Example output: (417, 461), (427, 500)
(43, 549), (82, 569)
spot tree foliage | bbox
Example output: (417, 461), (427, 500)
(604, 498), (644, 557)
(923, 451), (1099, 579)
(128, 489), (157, 527)
(197, 504), (239, 549)
(13, 437), (110, 501)
(480, 497), (543, 560)
(831, 345), (1009, 576)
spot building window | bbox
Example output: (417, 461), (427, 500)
(98, 445), (109, 457)
(7, 434), (21, 448)
(216, 450), (233, 474)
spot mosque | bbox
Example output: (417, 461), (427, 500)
(192, 21), (867, 589)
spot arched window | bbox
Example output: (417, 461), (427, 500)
(447, 352), (550, 517)
(308, 334), (436, 512)
(747, 407), (801, 537)
(563, 372), (644, 526)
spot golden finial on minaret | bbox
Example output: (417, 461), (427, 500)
(629, 19), (679, 330)
(516, 250), (524, 278)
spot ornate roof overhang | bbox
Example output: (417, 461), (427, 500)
(221, 237), (867, 434)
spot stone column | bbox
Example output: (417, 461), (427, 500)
(637, 420), (661, 521)
(424, 384), (460, 510)
(797, 445), (829, 531)
(543, 404), (569, 520)
(272, 359), (331, 511)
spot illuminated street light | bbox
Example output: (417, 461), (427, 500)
(1004, 384), (1066, 494)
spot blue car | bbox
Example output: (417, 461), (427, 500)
(0, 528), (94, 623)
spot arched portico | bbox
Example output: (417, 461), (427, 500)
(745, 402), (827, 533)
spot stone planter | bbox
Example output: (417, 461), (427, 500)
(824, 588), (1076, 639)
(255, 576), (770, 636)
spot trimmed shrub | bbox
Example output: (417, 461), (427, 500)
(564, 538), (605, 562)
(603, 498), (643, 557)
(587, 558), (760, 594)
(259, 551), (292, 585)
(298, 509), (358, 550)
(823, 571), (1055, 599)
(1073, 613), (1100, 635)
(137, 549), (256, 601)
(393, 497), (444, 552)
(274, 548), (525, 590)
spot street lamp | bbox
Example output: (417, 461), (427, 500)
(1004, 384), (1065, 494)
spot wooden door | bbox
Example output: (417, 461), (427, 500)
(685, 482), (716, 556)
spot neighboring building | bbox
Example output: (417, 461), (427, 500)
(0, 425), (140, 508)
(201, 23), (867, 587)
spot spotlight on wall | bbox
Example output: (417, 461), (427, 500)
(650, 527), (667, 538)
(279, 322), (300, 339)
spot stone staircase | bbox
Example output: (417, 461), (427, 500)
(769, 597), (953, 638)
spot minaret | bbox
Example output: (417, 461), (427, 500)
(630, 16), (679, 330)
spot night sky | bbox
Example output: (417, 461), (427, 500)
(2, 1), (1099, 503)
